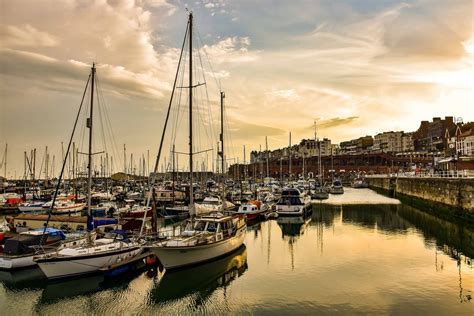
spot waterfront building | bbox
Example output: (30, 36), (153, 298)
(373, 131), (403, 153)
(339, 136), (373, 155)
(298, 138), (332, 157)
(401, 132), (415, 152)
(413, 116), (457, 152)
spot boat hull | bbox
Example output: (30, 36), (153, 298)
(149, 229), (246, 270)
(18, 206), (45, 212)
(0, 254), (36, 269)
(36, 246), (142, 279)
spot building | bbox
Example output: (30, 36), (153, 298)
(413, 117), (457, 152)
(373, 131), (403, 153)
(339, 136), (373, 155)
(298, 138), (332, 157)
(401, 132), (414, 152)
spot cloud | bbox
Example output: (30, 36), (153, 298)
(0, 24), (59, 48)
(0, 0), (472, 175)
(318, 116), (360, 129)
(0, 49), (170, 99)
(228, 119), (286, 140)
(200, 36), (260, 64)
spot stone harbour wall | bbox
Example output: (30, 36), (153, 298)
(367, 177), (474, 218)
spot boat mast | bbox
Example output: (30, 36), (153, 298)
(289, 132), (292, 182)
(266, 136), (269, 179)
(315, 120), (322, 186)
(86, 63), (95, 229)
(220, 91), (226, 205)
(188, 12), (195, 216)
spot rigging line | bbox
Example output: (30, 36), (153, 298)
(96, 73), (121, 173)
(140, 18), (190, 237)
(196, 26), (222, 92)
(170, 33), (188, 150)
(194, 48), (213, 148)
(41, 73), (91, 245)
(94, 74), (108, 157)
(224, 109), (237, 164)
(171, 40), (187, 152)
(193, 48), (212, 157)
(100, 83), (123, 173)
(195, 30), (218, 143)
(38, 147), (45, 181)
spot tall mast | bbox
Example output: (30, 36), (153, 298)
(123, 144), (126, 174)
(172, 144), (176, 204)
(266, 136), (269, 178)
(86, 63), (95, 226)
(289, 132), (292, 181)
(220, 91), (225, 204)
(4, 143), (7, 179)
(188, 12), (195, 216)
(315, 120), (322, 185)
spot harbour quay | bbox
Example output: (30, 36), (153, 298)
(366, 173), (474, 223)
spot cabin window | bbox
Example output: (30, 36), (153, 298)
(207, 222), (217, 233)
(194, 221), (206, 231)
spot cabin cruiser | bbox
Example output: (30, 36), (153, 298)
(147, 213), (246, 270)
(330, 180), (344, 194)
(195, 196), (235, 215)
(311, 181), (329, 200)
(276, 188), (311, 216)
(236, 200), (269, 221)
(351, 177), (369, 188)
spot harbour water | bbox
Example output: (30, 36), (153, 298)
(1, 188), (472, 315)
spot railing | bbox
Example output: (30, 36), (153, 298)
(365, 170), (474, 179)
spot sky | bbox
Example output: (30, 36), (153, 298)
(0, 0), (473, 179)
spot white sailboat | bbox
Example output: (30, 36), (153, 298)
(145, 13), (246, 270)
(35, 64), (144, 279)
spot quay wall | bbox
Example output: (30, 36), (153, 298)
(367, 177), (474, 221)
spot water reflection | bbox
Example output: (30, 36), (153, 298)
(0, 193), (472, 314)
(150, 245), (248, 304)
(39, 261), (151, 304)
(277, 211), (312, 238)
(0, 267), (45, 290)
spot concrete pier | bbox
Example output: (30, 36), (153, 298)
(367, 176), (474, 222)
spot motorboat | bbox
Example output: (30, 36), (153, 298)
(236, 200), (269, 221)
(276, 188), (311, 216)
(195, 196), (235, 215)
(147, 213), (246, 270)
(330, 180), (344, 194)
(351, 178), (369, 188)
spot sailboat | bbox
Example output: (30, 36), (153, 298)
(311, 121), (329, 200)
(145, 12), (246, 270)
(34, 64), (144, 279)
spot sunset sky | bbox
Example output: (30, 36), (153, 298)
(0, 0), (473, 178)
